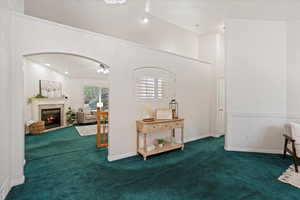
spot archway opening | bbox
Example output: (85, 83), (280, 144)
(22, 52), (110, 163)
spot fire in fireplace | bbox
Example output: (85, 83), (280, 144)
(41, 108), (61, 129)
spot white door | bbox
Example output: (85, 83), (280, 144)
(216, 77), (225, 136)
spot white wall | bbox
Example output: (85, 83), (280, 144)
(225, 19), (287, 153)
(0, 1), (24, 199)
(287, 21), (300, 121)
(0, 1), (13, 199)
(12, 14), (212, 168)
(198, 33), (225, 137)
(24, 0), (199, 59)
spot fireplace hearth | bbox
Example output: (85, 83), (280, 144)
(41, 108), (61, 129)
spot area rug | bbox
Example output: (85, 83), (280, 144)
(278, 165), (300, 189)
(75, 125), (97, 136)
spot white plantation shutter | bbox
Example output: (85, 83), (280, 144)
(136, 77), (170, 100)
(134, 67), (175, 101)
(157, 78), (167, 99)
(136, 77), (155, 100)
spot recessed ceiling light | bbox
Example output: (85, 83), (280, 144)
(142, 17), (149, 24)
(45, 63), (51, 66)
(104, 0), (126, 4)
(64, 71), (69, 75)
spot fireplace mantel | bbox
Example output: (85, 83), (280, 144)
(31, 98), (68, 127)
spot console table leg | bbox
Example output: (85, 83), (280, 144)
(172, 128), (175, 137)
(144, 133), (147, 153)
(137, 132), (139, 152)
(181, 127), (184, 150)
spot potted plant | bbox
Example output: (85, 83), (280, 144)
(66, 107), (76, 125)
(157, 139), (165, 148)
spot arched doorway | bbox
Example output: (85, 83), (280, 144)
(22, 52), (110, 166)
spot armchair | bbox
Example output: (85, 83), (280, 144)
(283, 123), (300, 172)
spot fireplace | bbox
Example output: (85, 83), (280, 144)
(41, 108), (62, 129)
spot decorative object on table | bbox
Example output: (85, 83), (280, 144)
(66, 107), (76, 125)
(157, 139), (165, 148)
(75, 124), (97, 136)
(141, 104), (154, 120)
(97, 102), (104, 110)
(156, 109), (173, 120)
(39, 80), (62, 98)
(169, 98), (179, 119)
(143, 118), (155, 122)
(278, 165), (300, 189)
(29, 121), (45, 135)
(27, 93), (47, 104)
(146, 145), (156, 152)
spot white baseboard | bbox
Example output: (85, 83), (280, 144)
(0, 177), (11, 200)
(10, 175), (25, 187)
(108, 152), (137, 162)
(213, 134), (225, 138)
(225, 146), (282, 155)
(184, 134), (211, 143)
(108, 134), (211, 162)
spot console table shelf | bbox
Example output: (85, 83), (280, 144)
(136, 119), (184, 160)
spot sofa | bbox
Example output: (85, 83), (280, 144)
(77, 107), (97, 124)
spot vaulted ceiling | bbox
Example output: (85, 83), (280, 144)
(150, 0), (300, 33)
(26, 53), (110, 80)
(25, 0), (300, 35)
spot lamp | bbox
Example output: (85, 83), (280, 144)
(97, 102), (104, 109)
(169, 99), (178, 119)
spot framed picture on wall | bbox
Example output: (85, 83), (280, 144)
(39, 80), (62, 98)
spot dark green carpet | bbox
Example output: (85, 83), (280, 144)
(6, 126), (300, 200)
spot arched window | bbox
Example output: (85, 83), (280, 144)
(134, 67), (175, 101)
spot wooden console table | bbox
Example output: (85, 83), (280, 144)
(136, 119), (184, 160)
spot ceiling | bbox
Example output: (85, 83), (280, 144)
(150, 0), (229, 34)
(150, 0), (300, 34)
(25, 53), (110, 80)
(24, 0), (300, 35)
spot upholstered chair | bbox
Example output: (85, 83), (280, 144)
(283, 123), (300, 172)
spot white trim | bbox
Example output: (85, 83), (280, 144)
(228, 112), (300, 119)
(225, 146), (282, 155)
(214, 129), (225, 137)
(10, 175), (25, 187)
(0, 177), (11, 200)
(228, 112), (287, 119)
(287, 113), (300, 119)
(213, 133), (225, 138)
(184, 134), (211, 143)
(13, 13), (211, 65)
(108, 152), (137, 162)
